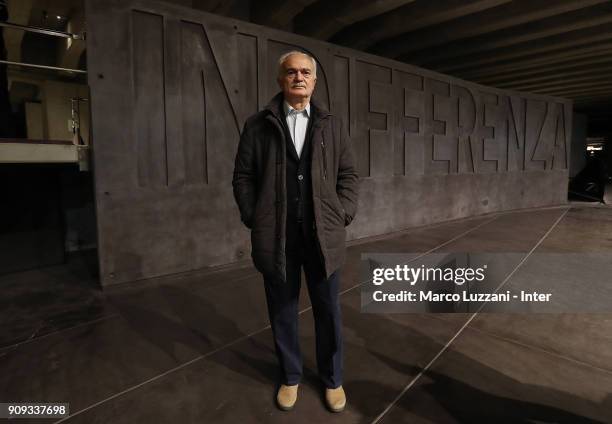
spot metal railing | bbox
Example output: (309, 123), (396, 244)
(0, 21), (86, 74)
(0, 59), (86, 74)
(0, 21), (85, 40)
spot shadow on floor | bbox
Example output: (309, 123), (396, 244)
(108, 284), (248, 362)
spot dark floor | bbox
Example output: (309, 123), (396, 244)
(1, 204), (612, 423)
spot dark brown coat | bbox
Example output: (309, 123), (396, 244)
(232, 93), (359, 282)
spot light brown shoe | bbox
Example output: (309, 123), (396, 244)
(325, 386), (346, 412)
(276, 384), (298, 411)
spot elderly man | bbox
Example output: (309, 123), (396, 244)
(232, 51), (359, 412)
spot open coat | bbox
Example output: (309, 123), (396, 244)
(232, 92), (359, 282)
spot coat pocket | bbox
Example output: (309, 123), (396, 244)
(322, 196), (345, 227)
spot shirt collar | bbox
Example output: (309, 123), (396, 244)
(283, 101), (310, 117)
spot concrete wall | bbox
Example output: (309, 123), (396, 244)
(86, 0), (572, 286)
(570, 113), (587, 178)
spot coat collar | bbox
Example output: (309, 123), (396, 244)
(283, 101), (310, 118)
(264, 92), (331, 123)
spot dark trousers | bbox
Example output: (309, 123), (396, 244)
(263, 223), (343, 389)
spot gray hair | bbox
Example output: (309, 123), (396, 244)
(277, 51), (317, 78)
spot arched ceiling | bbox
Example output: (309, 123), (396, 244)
(245, 0), (612, 137)
(4, 0), (611, 136)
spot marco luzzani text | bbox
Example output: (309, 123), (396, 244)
(371, 265), (552, 303)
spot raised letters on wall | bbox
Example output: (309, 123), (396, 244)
(121, 6), (570, 187)
(86, 0), (571, 285)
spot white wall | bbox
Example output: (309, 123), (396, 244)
(42, 81), (90, 144)
(25, 101), (43, 139)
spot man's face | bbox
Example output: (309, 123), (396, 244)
(277, 54), (317, 102)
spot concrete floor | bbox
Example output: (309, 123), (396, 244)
(1, 204), (611, 423)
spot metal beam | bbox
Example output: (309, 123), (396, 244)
(574, 97), (612, 108)
(441, 39), (612, 76)
(575, 97), (612, 105)
(548, 88), (612, 97)
(330, 0), (512, 50)
(0, 59), (87, 74)
(413, 18), (612, 69)
(192, 0), (236, 16)
(529, 80), (612, 94)
(250, 0), (317, 30)
(472, 56), (612, 86)
(503, 73), (612, 92)
(564, 94), (612, 103)
(399, 3), (612, 69)
(487, 61), (612, 87)
(456, 46), (612, 80)
(0, 21), (84, 40)
(534, 85), (612, 97)
(294, 0), (412, 40)
(371, 0), (607, 58)
(7, 68), (86, 85)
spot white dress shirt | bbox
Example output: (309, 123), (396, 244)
(283, 101), (310, 158)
